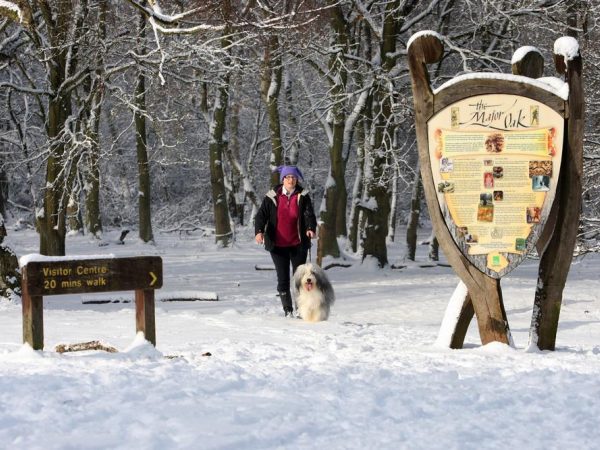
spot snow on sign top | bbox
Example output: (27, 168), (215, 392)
(19, 253), (117, 268)
(407, 30), (443, 49)
(434, 72), (569, 100)
(510, 46), (543, 65)
(554, 36), (580, 61)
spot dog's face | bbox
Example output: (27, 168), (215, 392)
(302, 270), (316, 292)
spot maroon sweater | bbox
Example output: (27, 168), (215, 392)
(275, 189), (301, 247)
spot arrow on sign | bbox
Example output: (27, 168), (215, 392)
(149, 272), (158, 287)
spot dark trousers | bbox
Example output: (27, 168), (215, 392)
(270, 245), (308, 292)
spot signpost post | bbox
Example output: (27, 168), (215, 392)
(21, 256), (163, 350)
(407, 31), (583, 349)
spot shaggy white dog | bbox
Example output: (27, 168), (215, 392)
(292, 263), (335, 322)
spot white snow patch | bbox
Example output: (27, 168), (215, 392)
(554, 36), (579, 61)
(19, 253), (117, 267)
(407, 30), (443, 50)
(511, 46), (543, 65)
(434, 280), (468, 348)
(434, 72), (569, 100)
(122, 332), (163, 359)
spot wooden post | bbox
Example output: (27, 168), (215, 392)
(20, 256), (162, 350)
(510, 48), (560, 256)
(316, 223), (324, 267)
(530, 39), (584, 350)
(511, 48), (544, 78)
(407, 32), (511, 347)
(22, 288), (44, 350)
(450, 290), (475, 349)
(135, 289), (156, 346)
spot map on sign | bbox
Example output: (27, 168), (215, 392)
(427, 94), (564, 277)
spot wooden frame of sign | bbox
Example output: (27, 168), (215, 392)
(21, 256), (163, 350)
(407, 32), (583, 349)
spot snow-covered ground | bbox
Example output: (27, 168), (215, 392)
(1, 226), (600, 449)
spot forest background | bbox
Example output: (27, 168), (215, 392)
(0, 0), (598, 270)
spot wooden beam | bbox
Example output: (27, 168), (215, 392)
(20, 256), (162, 350)
(22, 290), (44, 350)
(531, 40), (584, 350)
(135, 289), (156, 346)
(511, 47), (544, 78)
(408, 32), (511, 347)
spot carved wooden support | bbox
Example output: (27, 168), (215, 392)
(408, 32), (511, 347)
(530, 40), (583, 350)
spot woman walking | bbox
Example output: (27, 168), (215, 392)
(255, 166), (317, 316)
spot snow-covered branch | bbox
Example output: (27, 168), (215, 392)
(0, 0), (22, 23)
(0, 81), (48, 95)
(122, 0), (206, 25)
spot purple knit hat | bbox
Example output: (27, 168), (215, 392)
(277, 165), (304, 182)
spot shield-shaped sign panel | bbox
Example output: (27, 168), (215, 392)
(427, 94), (564, 278)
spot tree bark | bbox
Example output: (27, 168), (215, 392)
(261, 36), (284, 187)
(406, 168), (423, 261)
(0, 223), (21, 300)
(208, 29), (234, 247)
(361, 1), (401, 267)
(348, 114), (368, 254)
(39, 3), (74, 256)
(135, 11), (154, 243)
(84, 0), (108, 239)
(317, 3), (350, 260)
(529, 45), (584, 350)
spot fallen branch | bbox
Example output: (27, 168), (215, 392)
(55, 340), (118, 353)
(322, 262), (353, 270)
(82, 291), (219, 304)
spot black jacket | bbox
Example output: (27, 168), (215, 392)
(254, 184), (317, 251)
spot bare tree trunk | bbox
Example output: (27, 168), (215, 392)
(67, 180), (84, 235)
(317, 3), (350, 260)
(0, 222), (21, 301)
(0, 120), (7, 219)
(208, 26), (234, 247)
(40, 59), (71, 254)
(135, 11), (154, 243)
(84, 133), (102, 238)
(84, 0), (108, 239)
(388, 164), (399, 242)
(227, 88), (244, 225)
(406, 167), (422, 261)
(348, 116), (367, 253)
(361, 144), (391, 267)
(283, 69), (299, 165)
(261, 36), (284, 187)
(429, 236), (439, 261)
(359, 0), (402, 267)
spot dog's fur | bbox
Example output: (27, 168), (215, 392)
(292, 263), (335, 322)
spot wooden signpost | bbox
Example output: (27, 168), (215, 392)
(407, 31), (583, 349)
(21, 256), (163, 350)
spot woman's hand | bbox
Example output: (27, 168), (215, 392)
(306, 230), (315, 239)
(255, 233), (264, 244)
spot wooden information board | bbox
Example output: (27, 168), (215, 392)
(24, 257), (162, 295)
(428, 94), (564, 277)
(407, 31), (583, 349)
(21, 256), (163, 350)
